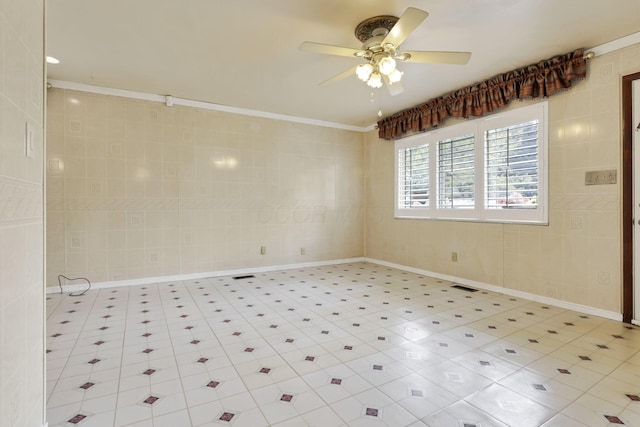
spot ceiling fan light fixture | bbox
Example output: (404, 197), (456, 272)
(301, 7), (469, 97)
(388, 68), (403, 83)
(378, 56), (396, 75)
(367, 71), (383, 88)
(356, 63), (374, 81)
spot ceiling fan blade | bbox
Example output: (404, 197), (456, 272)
(300, 41), (362, 58)
(383, 75), (404, 96)
(383, 7), (429, 47)
(319, 65), (358, 86)
(402, 50), (471, 65)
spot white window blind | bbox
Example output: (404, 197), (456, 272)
(485, 120), (539, 209)
(437, 134), (475, 209)
(398, 143), (429, 209)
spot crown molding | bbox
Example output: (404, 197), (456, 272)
(47, 79), (371, 133)
(590, 31), (640, 57)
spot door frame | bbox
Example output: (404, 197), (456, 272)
(622, 71), (640, 323)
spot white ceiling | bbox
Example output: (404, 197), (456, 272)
(47, 0), (640, 128)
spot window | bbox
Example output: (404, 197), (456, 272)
(395, 102), (548, 224)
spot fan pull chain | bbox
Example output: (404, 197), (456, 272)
(370, 90), (383, 118)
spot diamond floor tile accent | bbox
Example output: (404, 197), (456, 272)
(280, 393), (293, 402)
(219, 412), (235, 421)
(605, 415), (625, 424)
(68, 414), (87, 424)
(143, 395), (160, 405)
(365, 407), (379, 417)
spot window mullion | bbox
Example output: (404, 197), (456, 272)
(477, 124), (486, 219)
(505, 128), (511, 207)
(429, 139), (436, 215)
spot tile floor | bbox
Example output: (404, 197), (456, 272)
(46, 262), (640, 426)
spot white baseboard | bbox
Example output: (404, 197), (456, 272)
(47, 257), (366, 294)
(47, 256), (624, 322)
(365, 257), (623, 322)
(633, 319), (640, 326)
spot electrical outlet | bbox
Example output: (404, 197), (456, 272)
(110, 143), (122, 155)
(90, 183), (102, 194)
(260, 246), (266, 255)
(130, 214), (142, 226)
(585, 170), (617, 185)
(597, 272), (610, 285)
(570, 215), (583, 230)
(69, 120), (82, 134)
(47, 159), (63, 173)
(70, 237), (82, 249)
(451, 251), (458, 262)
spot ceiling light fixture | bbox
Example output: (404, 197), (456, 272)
(301, 8), (472, 97)
(46, 56), (60, 64)
(356, 52), (404, 88)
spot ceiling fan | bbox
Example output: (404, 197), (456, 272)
(300, 7), (471, 95)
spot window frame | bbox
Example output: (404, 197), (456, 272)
(394, 101), (548, 224)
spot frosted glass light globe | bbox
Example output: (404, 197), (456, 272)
(378, 56), (396, 75)
(388, 68), (403, 83)
(367, 72), (383, 88)
(356, 63), (374, 81)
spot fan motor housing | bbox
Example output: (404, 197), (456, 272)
(354, 15), (399, 43)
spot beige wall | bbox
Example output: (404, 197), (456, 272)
(46, 90), (364, 286)
(0, 0), (46, 425)
(365, 43), (640, 314)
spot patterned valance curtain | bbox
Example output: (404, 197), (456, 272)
(377, 48), (587, 140)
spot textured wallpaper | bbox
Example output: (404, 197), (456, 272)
(46, 91), (364, 286)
